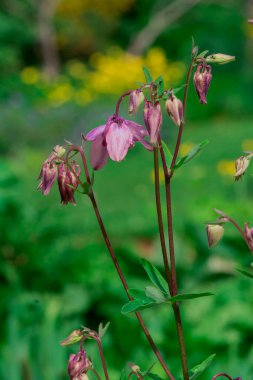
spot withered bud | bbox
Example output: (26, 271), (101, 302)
(128, 90), (144, 115)
(206, 224), (224, 248)
(60, 329), (83, 346)
(234, 156), (251, 181)
(206, 53), (235, 65)
(193, 64), (212, 105)
(165, 93), (184, 127)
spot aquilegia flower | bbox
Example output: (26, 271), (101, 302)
(128, 90), (145, 115)
(68, 349), (90, 380)
(85, 114), (151, 170)
(165, 93), (184, 127)
(58, 162), (81, 205)
(143, 100), (162, 145)
(193, 64), (212, 104)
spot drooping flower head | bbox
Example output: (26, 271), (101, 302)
(57, 161), (81, 205)
(68, 349), (90, 380)
(37, 145), (65, 195)
(165, 93), (184, 127)
(128, 90), (145, 115)
(143, 100), (162, 145)
(193, 64), (212, 104)
(244, 223), (253, 253)
(85, 114), (151, 170)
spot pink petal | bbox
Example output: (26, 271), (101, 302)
(106, 122), (133, 161)
(90, 134), (109, 170)
(85, 124), (106, 141)
(125, 120), (152, 151)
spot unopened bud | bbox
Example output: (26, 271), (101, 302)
(206, 224), (224, 248)
(68, 350), (90, 379)
(234, 156), (251, 181)
(165, 94), (184, 127)
(143, 100), (162, 145)
(60, 329), (83, 346)
(128, 90), (144, 115)
(206, 53), (235, 65)
(193, 64), (212, 104)
(244, 223), (253, 253)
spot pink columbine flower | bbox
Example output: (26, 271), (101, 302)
(244, 223), (253, 253)
(143, 100), (162, 145)
(68, 349), (90, 380)
(85, 114), (151, 170)
(128, 90), (145, 115)
(165, 94), (184, 127)
(193, 64), (212, 104)
(37, 145), (65, 195)
(57, 162), (81, 205)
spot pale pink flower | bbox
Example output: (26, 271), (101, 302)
(85, 114), (151, 170)
(128, 90), (145, 115)
(143, 100), (162, 144)
(165, 94), (184, 127)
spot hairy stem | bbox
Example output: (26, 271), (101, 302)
(88, 191), (175, 380)
(153, 147), (173, 294)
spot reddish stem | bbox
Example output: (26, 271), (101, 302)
(115, 90), (133, 116)
(211, 374), (233, 380)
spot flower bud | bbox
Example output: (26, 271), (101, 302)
(206, 224), (224, 248)
(193, 64), (212, 104)
(128, 90), (144, 115)
(68, 350), (90, 379)
(249, 19), (253, 24)
(57, 161), (81, 205)
(206, 53), (235, 65)
(244, 223), (253, 253)
(143, 100), (162, 145)
(165, 94), (184, 127)
(60, 330), (83, 346)
(234, 156), (251, 181)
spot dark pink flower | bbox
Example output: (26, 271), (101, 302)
(68, 349), (89, 380)
(128, 90), (144, 115)
(57, 161), (81, 205)
(244, 223), (253, 253)
(85, 114), (151, 170)
(193, 64), (212, 104)
(165, 94), (184, 127)
(37, 145), (65, 195)
(143, 100), (162, 145)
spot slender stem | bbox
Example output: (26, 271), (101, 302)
(153, 148), (173, 294)
(211, 374), (233, 380)
(169, 60), (194, 172)
(115, 90), (133, 116)
(88, 192), (175, 380)
(90, 368), (102, 380)
(95, 338), (110, 380)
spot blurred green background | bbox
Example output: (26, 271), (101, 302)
(1, 0), (253, 379)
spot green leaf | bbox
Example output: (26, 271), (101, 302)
(121, 299), (157, 314)
(98, 322), (110, 339)
(142, 65), (153, 83)
(174, 140), (209, 169)
(161, 140), (173, 167)
(236, 268), (253, 279)
(146, 373), (164, 380)
(154, 75), (165, 96)
(197, 50), (209, 58)
(141, 259), (169, 294)
(169, 292), (214, 302)
(189, 354), (216, 380)
(145, 286), (166, 302)
(128, 288), (149, 300)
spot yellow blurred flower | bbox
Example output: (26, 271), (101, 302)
(21, 67), (40, 84)
(217, 160), (235, 176)
(48, 83), (73, 106)
(242, 139), (253, 151)
(150, 167), (165, 184)
(179, 142), (194, 156)
(66, 60), (87, 79)
(74, 89), (92, 105)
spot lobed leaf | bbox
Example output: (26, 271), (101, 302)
(142, 66), (153, 83)
(189, 353), (216, 380)
(140, 259), (169, 294)
(98, 322), (110, 339)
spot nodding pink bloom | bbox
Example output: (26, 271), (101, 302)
(244, 223), (253, 253)
(68, 349), (90, 380)
(57, 161), (81, 205)
(165, 94), (184, 127)
(143, 100), (162, 145)
(85, 114), (151, 170)
(248, 19), (253, 23)
(193, 64), (212, 104)
(128, 90), (145, 115)
(37, 145), (65, 195)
